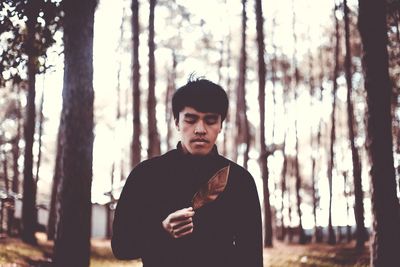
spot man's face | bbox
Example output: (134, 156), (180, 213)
(176, 106), (222, 156)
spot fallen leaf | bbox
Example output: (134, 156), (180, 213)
(192, 165), (230, 210)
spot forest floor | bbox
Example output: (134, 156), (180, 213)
(0, 232), (370, 267)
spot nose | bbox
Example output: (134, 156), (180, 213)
(194, 120), (206, 135)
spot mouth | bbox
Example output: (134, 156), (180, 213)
(191, 139), (209, 144)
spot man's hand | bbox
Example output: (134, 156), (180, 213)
(162, 207), (195, 239)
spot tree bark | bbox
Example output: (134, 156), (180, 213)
(35, 88), (45, 183)
(21, 1), (39, 245)
(52, 0), (96, 266)
(291, 0), (306, 244)
(344, 0), (366, 250)
(309, 47), (322, 244)
(2, 149), (9, 192)
(358, 0), (400, 265)
(223, 32), (232, 157)
(255, 0), (272, 247)
(12, 86), (22, 194)
(279, 140), (288, 241)
(327, 5), (340, 245)
(131, 0), (141, 168)
(166, 50), (177, 151)
(235, 0), (250, 168)
(47, 124), (63, 241)
(147, 0), (161, 158)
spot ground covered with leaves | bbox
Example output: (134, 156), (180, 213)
(0, 233), (369, 267)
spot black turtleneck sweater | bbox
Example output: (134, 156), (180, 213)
(112, 144), (263, 267)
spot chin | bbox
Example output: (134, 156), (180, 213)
(189, 148), (211, 156)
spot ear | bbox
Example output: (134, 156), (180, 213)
(175, 119), (180, 131)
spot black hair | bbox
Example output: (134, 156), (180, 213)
(172, 76), (229, 122)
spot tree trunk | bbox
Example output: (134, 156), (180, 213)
(47, 125), (62, 241)
(279, 141), (288, 241)
(166, 50), (177, 151)
(255, 0), (272, 247)
(12, 86), (22, 194)
(131, 0), (141, 168)
(2, 149), (9, 192)
(35, 88), (45, 183)
(327, 5), (340, 245)
(147, 0), (161, 158)
(52, 0), (96, 266)
(343, 172), (352, 243)
(270, 17), (278, 142)
(223, 32), (232, 157)
(358, 0), (400, 265)
(309, 47), (322, 243)
(21, 1), (39, 245)
(291, 0), (306, 244)
(235, 0), (250, 168)
(344, 0), (366, 250)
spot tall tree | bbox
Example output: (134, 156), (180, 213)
(21, 1), (40, 245)
(52, 0), (96, 265)
(0, 0), (61, 244)
(2, 149), (9, 193)
(327, 5), (340, 245)
(12, 86), (22, 195)
(291, 0), (306, 244)
(165, 51), (177, 151)
(235, 0), (251, 168)
(131, 0), (141, 167)
(358, 0), (400, 265)
(309, 43), (321, 244)
(222, 30), (232, 157)
(47, 123), (63, 241)
(147, 0), (161, 158)
(343, 0), (366, 250)
(255, 0), (272, 247)
(35, 88), (45, 182)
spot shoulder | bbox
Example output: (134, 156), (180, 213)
(125, 150), (177, 181)
(219, 156), (255, 184)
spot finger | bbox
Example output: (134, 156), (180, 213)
(175, 222), (193, 235)
(170, 210), (195, 222)
(174, 224), (194, 238)
(171, 217), (192, 230)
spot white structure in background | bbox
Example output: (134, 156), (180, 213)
(13, 199), (111, 239)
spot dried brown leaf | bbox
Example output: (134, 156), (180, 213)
(192, 165), (230, 210)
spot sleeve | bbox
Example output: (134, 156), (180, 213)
(235, 171), (263, 267)
(111, 167), (146, 260)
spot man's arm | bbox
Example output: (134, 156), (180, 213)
(235, 172), (263, 267)
(111, 168), (145, 260)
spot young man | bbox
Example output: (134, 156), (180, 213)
(112, 78), (263, 267)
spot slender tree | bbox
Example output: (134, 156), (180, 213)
(131, 0), (141, 167)
(343, 0), (366, 249)
(358, 0), (400, 265)
(2, 149), (9, 193)
(235, 0), (251, 168)
(12, 86), (22, 195)
(165, 51), (177, 150)
(222, 30), (232, 157)
(21, 1), (40, 245)
(327, 5), (340, 245)
(279, 137), (288, 241)
(309, 44), (321, 244)
(52, 0), (96, 265)
(342, 172), (352, 242)
(47, 124), (62, 241)
(35, 87), (45, 183)
(291, 0), (306, 244)
(147, 0), (161, 158)
(255, 0), (272, 247)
